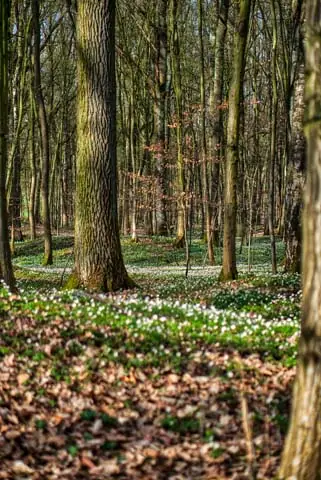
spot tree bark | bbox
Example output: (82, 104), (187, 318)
(32, 0), (53, 265)
(210, 0), (229, 249)
(279, 3), (321, 478)
(169, 0), (185, 248)
(74, 0), (133, 292)
(268, 0), (278, 274)
(154, 0), (168, 236)
(0, 0), (16, 291)
(285, 58), (305, 273)
(198, 0), (214, 264)
(220, 0), (251, 281)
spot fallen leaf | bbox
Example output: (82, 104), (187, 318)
(17, 373), (29, 385)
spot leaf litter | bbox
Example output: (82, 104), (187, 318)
(0, 270), (299, 479)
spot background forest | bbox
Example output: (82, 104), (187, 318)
(3, 0), (304, 272)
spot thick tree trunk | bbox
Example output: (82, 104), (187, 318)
(279, 4), (321, 478)
(74, 0), (132, 292)
(0, 0), (16, 291)
(220, 0), (251, 281)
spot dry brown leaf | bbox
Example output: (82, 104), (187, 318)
(12, 460), (34, 474)
(81, 456), (96, 470)
(17, 373), (30, 385)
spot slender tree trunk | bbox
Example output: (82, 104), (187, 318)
(129, 84), (138, 242)
(198, 0), (213, 264)
(169, 0), (185, 248)
(220, 0), (251, 281)
(32, 0), (53, 265)
(0, 0), (16, 291)
(210, 0), (229, 249)
(8, 2), (30, 248)
(279, 4), (321, 478)
(154, 0), (168, 235)
(285, 59), (305, 273)
(269, 0), (278, 274)
(29, 94), (37, 240)
(73, 0), (132, 292)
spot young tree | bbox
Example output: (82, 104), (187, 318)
(0, 0), (16, 291)
(32, 0), (53, 265)
(220, 0), (251, 280)
(279, 3), (321, 477)
(210, 0), (229, 250)
(284, 0), (305, 273)
(73, 0), (132, 291)
(154, 0), (169, 236)
(169, 0), (185, 248)
(268, 0), (278, 274)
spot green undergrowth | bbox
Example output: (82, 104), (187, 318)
(13, 233), (286, 270)
(0, 277), (300, 372)
(2, 234), (301, 372)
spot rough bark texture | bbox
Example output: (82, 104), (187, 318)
(220, 0), (251, 281)
(0, 0), (16, 290)
(74, 0), (132, 292)
(279, 3), (321, 478)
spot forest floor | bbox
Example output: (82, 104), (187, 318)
(0, 235), (299, 479)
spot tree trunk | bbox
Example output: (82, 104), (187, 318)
(268, 0), (278, 274)
(8, 1), (29, 249)
(169, 0), (185, 248)
(32, 0), (53, 265)
(198, 0), (214, 264)
(74, 0), (132, 292)
(220, 0), (251, 281)
(279, 4), (321, 478)
(284, 59), (305, 273)
(154, 0), (168, 236)
(210, 0), (229, 249)
(0, 0), (16, 291)
(28, 88), (37, 240)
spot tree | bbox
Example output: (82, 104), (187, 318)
(198, 0), (213, 264)
(32, 0), (53, 265)
(154, 0), (169, 236)
(220, 0), (251, 281)
(284, 58), (305, 273)
(279, 3), (321, 477)
(0, 0), (16, 291)
(268, 0), (278, 274)
(210, 0), (229, 251)
(73, 0), (133, 292)
(169, 0), (185, 248)
(284, 0), (305, 273)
